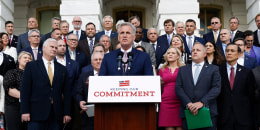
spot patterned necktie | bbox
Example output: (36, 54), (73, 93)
(89, 38), (93, 53)
(76, 31), (79, 40)
(231, 31), (234, 42)
(71, 51), (75, 60)
(214, 32), (217, 43)
(193, 64), (200, 85)
(33, 49), (37, 60)
(48, 61), (53, 85)
(9, 36), (12, 45)
(188, 36), (192, 52)
(122, 51), (128, 72)
(229, 66), (234, 90)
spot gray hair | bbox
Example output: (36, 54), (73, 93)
(176, 21), (184, 26)
(117, 22), (136, 35)
(229, 16), (240, 24)
(51, 17), (61, 24)
(43, 38), (57, 47)
(99, 35), (111, 43)
(147, 27), (158, 36)
(91, 51), (104, 61)
(103, 15), (113, 24)
(60, 20), (69, 26)
(68, 33), (78, 41)
(116, 20), (125, 29)
(193, 42), (206, 52)
(28, 29), (40, 37)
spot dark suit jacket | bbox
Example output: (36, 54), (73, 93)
(142, 28), (149, 42)
(181, 35), (206, 54)
(252, 66), (260, 126)
(21, 47), (43, 61)
(0, 53), (16, 76)
(75, 71), (94, 104)
(203, 31), (223, 54)
(95, 30), (118, 41)
(78, 38), (98, 65)
(20, 59), (71, 121)
(217, 64), (255, 128)
(232, 30), (243, 42)
(99, 48), (153, 76)
(254, 30), (260, 47)
(111, 37), (120, 51)
(155, 36), (169, 68)
(68, 30), (86, 41)
(44, 31), (52, 39)
(244, 55), (258, 69)
(17, 32), (45, 53)
(175, 63), (221, 118)
(65, 48), (88, 70)
(81, 64), (93, 74)
(10, 35), (18, 48)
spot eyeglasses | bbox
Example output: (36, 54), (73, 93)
(68, 39), (77, 42)
(211, 22), (219, 25)
(30, 35), (40, 38)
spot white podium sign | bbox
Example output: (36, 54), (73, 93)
(88, 76), (161, 103)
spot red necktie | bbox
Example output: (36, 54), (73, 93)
(64, 37), (67, 43)
(229, 67), (234, 90)
(9, 36), (12, 45)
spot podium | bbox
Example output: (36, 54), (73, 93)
(88, 76), (161, 130)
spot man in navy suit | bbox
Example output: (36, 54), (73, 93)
(219, 28), (232, 57)
(203, 17), (222, 51)
(147, 28), (168, 69)
(229, 16), (243, 42)
(66, 34), (88, 70)
(75, 52), (104, 130)
(217, 43), (256, 129)
(17, 17), (45, 53)
(5, 21), (18, 48)
(20, 29), (43, 61)
(99, 22), (153, 76)
(21, 38), (71, 130)
(254, 13), (260, 47)
(56, 39), (80, 130)
(158, 19), (175, 46)
(95, 15), (118, 41)
(234, 38), (258, 69)
(44, 17), (61, 39)
(182, 19), (205, 55)
(68, 16), (86, 41)
(175, 43), (221, 130)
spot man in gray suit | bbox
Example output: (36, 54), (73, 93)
(175, 42), (221, 130)
(133, 26), (156, 66)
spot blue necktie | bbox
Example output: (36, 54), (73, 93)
(89, 39), (93, 53)
(76, 31), (79, 40)
(193, 64), (200, 85)
(168, 34), (171, 45)
(152, 44), (156, 51)
(188, 36), (192, 52)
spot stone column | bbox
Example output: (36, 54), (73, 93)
(155, 0), (200, 36)
(246, 0), (260, 31)
(0, 0), (14, 33)
(60, 0), (103, 31)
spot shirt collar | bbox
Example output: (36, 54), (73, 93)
(192, 61), (205, 67)
(227, 62), (237, 70)
(121, 47), (132, 53)
(42, 56), (54, 64)
(150, 41), (157, 45)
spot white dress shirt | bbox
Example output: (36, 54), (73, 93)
(237, 55), (244, 66)
(42, 57), (54, 76)
(73, 30), (82, 40)
(150, 41), (157, 51)
(56, 56), (66, 66)
(105, 29), (112, 37)
(192, 61), (204, 79)
(227, 63), (237, 80)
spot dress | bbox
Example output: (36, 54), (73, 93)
(158, 67), (182, 127)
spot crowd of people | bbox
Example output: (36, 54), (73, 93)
(0, 13), (259, 130)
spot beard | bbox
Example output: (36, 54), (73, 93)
(74, 25), (81, 29)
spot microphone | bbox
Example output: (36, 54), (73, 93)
(127, 52), (134, 72)
(117, 51), (123, 71)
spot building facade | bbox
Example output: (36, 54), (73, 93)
(0, 0), (258, 36)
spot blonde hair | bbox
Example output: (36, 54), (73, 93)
(161, 46), (185, 72)
(18, 51), (33, 61)
(170, 35), (185, 53)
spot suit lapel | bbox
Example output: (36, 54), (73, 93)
(187, 64), (195, 87)
(38, 59), (51, 85)
(220, 64), (232, 92)
(232, 64), (242, 91)
(52, 61), (60, 86)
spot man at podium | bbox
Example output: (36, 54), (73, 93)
(99, 22), (153, 76)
